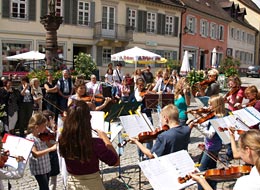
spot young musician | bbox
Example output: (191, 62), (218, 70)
(130, 104), (190, 158)
(59, 100), (119, 190)
(189, 95), (225, 190)
(225, 76), (244, 111)
(68, 79), (111, 111)
(195, 69), (220, 106)
(152, 68), (173, 94)
(236, 85), (260, 110)
(190, 129), (260, 190)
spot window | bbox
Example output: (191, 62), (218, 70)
(102, 6), (115, 30)
(147, 12), (156, 33)
(165, 15), (174, 35)
(236, 29), (240, 40)
(187, 15), (196, 34)
(128, 9), (137, 28)
(78, 1), (90, 26)
(56, 0), (63, 16)
(210, 22), (217, 39)
(102, 48), (112, 65)
(230, 28), (235, 39)
(242, 31), (246, 42)
(164, 51), (172, 60)
(11, 0), (27, 19)
(200, 19), (208, 37)
(218, 25), (224, 41)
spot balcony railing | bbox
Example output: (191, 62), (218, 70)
(94, 22), (133, 41)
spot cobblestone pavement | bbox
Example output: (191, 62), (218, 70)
(3, 95), (242, 190)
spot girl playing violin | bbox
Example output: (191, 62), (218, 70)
(189, 95), (225, 190)
(191, 129), (260, 190)
(225, 76), (244, 111)
(152, 68), (173, 94)
(68, 79), (111, 111)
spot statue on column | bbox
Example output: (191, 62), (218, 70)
(49, 0), (56, 15)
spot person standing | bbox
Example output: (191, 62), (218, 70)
(26, 113), (57, 190)
(44, 73), (58, 116)
(57, 69), (73, 111)
(130, 104), (190, 158)
(59, 100), (119, 190)
(18, 76), (34, 137)
(142, 65), (154, 84)
(30, 78), (43, 112)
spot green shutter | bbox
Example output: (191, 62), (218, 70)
(41, 0), (48, 17)
(90, 2), (95, 27)
(161, 14), (165, 35)
(174, 16), (179, 37)
(2, 0), (10, 18)
(29, 0), (36, 21)
(72, 0), (78, 25)
(157, 13), (162, 34)
(96, 46), (103, 66)
(137, 10), (147, 32)
(64, 0), (71, 24)
(172, 51), (177, 60)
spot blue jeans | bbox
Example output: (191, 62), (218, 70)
(198, 150), (219, 190)
(35, 173), (50, 190)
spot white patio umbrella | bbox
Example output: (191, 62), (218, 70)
(6, 51), (45, 61)
(211, 48), (217, 68)
(180, 50), (190, 76)
(111, 46), (167, 69)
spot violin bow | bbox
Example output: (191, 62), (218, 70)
(42, 97), (64, 113)
(202, 150), (229, 168)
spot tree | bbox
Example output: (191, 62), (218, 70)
(74, 52), (97, 80)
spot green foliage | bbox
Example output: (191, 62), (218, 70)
(186, 69), (206, 87)
(218, 57), (240, 77)
(27, 70), (48, 85)
(74, 52), (97, 80)
(165, 59), (181, 72)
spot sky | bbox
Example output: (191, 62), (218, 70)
(252, 0), (260, 8)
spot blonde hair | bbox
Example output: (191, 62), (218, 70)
(27, 113), (47, 133)
(209, 95), (226, 117)
(208, 69), (219, 76)
(245, 85), (260, 100)
(30, 78), (39, 88)
(161, 104), (179, 123)
(239, 129), (260, 174)
(174, 77), (190, 99)
(227, 76), (241, 86)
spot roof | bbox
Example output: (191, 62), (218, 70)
(180, 0), (232, 22)
(146, 0), (184, 8)
(238, 0), (260, 14)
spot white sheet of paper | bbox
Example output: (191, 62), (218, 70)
(119, 113), (154, 138)
(233, 108), (260, 127)
(139, 150), (197, 190)
(104, 121), (123, 142)
(3, 134), (34, 169)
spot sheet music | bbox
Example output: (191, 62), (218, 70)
(233, 108), (260, 127)
(90, 111), (105, 137)
(139, 150), (197, 190)
(119, 113), (154, 138)
(245, 107), (260, 123)
(2, 134), (34, 169)
(104, 121), (123, 142)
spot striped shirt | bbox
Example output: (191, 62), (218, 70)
(26, 134), (51, 175)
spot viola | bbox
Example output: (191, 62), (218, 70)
(218, 127), (245, 135)
(224, 87), (240, 101)
(38, 131), (56, 142)
(138, 125), (169, 143)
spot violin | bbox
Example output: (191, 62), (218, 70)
(38, 131), (56, 142)
(218, 127), (245, 135)
(224, 87), (240, 101)
(178, 165), (252, 184)
(138, 125), (169, 143)
(0, 149), (9, 168)
(81, 94), (104, 103)
(246, 99), (257, 107)
(189, 112), (215, 128)
(186, 107), (211, 115)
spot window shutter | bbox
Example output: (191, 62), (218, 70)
(194, 18), (197, 34)
(200, 20), (203, 35)
(96, 46), (103, 66)
(206, 22), (209, 37)
(29, 0), (36, 21)
(137, 10), (147, 32)
(173, 16), (179, 37)
(72, 0), (78, 25)
(157, 13), (162, 34)
(64, 0), (71, 24)
(90, 2), (95, 27)
(2, 0), (10, 18)
(172, 51), (177, 60)
(41, 0), (48, 17)
(126, 8), (129, 27)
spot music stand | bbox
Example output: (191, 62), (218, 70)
(144, 94), (174, 109)
(104, 101), (141, 189)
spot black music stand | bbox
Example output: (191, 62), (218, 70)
(144, 94), (174, 109)
(104, 101), (141, 189)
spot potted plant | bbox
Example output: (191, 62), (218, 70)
(186, 69), (206, 96)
